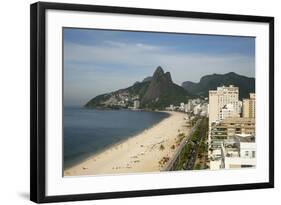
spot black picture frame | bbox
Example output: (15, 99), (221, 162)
(30, 2), (274, 203)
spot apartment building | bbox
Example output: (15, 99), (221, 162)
(209, 85), (241, 126)
(243, 93), (256, 118)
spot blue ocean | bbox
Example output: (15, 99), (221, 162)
(63, 107), (169, 169)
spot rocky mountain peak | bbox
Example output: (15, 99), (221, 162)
(164, 72), (172, 82)
(153, 66), (165, 77)
(151, 66), (173, 84)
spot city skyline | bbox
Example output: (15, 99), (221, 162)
(64, 28), (255, 106)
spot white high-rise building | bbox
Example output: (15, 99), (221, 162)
(208, 85), (241, 126)
(193, 104), (202, 115)
(180, 102), (185, 111)
(184, 103), (189, 113)
(133, 100), (140, 109)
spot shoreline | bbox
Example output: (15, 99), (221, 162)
(64, 109), (171, 170)
(64, 111), (190, 176)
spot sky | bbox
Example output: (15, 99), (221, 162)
(64, 28), (255, 106)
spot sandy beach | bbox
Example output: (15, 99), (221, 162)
(64, 111), (190, 176)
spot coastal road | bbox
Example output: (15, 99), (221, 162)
(162, 119), (202, 171)
(184, 118), (208, 170)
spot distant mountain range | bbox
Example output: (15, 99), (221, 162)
(182, 72), (255, 99)
(85, 67), (255, 110)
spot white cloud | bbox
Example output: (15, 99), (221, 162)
(65, 41), (254, 81)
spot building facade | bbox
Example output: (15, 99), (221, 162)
(243, 93), (256, 118)
(210, 117), (255, 141)
(221, 104), (240, 120)
(208, 85), (241, 126)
